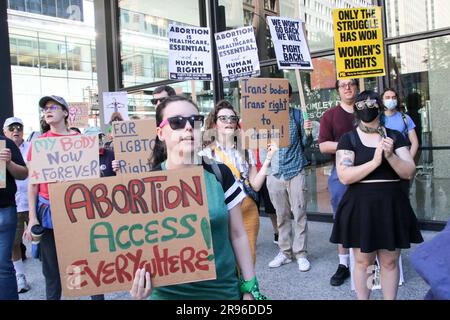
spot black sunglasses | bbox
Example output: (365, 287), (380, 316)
(159, 115), (205, 130)
(151, 98), (166, 105)
(8, 124), (23, 132)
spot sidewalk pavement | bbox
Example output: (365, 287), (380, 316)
(19, 218), (436, 300)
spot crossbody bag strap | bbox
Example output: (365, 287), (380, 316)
(212, 144), (241, 180)
(401, 112), (409, 135)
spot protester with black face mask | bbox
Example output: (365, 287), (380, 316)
(329, 90), (423, 300)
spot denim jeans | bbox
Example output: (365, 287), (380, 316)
(0, 206), (19, 300)
(328, 166), (348, 217)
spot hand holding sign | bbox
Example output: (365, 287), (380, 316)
(130, 268), (152, 300)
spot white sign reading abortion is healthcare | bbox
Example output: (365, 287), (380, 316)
(169, 24), (212, 81)
(215, 26), (260, 82)
(267, 16), (313, 70)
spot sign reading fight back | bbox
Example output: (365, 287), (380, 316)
(48, 167), (215, 297)
(333, 7), (385, 79)
(267, 16), (313, 70)
(29, 135), (100, 184)
(240, 78), (290, 149)
(112, 119), (157, 174)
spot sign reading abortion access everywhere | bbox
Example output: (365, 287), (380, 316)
(333, 7), (385, 79)
(215, 26), (260, 82)
(29, 135), (100, 184)
(48, 167), (215, 297)
(103, 91), (129, 125)
(67, 102), (90, 129)
(267, 16), (313, 70)
(168, 24), (212, 81)
(112, 119), (157, 174)
(0, 140), (5, 188)
(240, 78), (290, 149)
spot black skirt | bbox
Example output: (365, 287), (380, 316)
(330, 181), (423, 253)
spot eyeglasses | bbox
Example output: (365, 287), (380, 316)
(217, 115), (239, 124)
(159, 115), (205, 130)
(151, 98), (166, 105)
(355, 99), (379, 110)
(8, 124), (23, 132)
(338, 82), (357, 89)
(43, 104), (62, 112)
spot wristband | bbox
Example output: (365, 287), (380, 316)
(239, 276), (268, 300)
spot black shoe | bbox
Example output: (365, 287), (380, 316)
(20, 242), (27, 261)
(273, 233), (279, 244)
(330, 264), (350, 286)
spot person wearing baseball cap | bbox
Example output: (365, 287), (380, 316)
(24, 94), (79, 300)
(0, 118), (28, 299)
(2, 117), (32, 294)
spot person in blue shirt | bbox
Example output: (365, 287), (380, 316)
(266, 83), (313, 272)
(382, 88), (419, 159)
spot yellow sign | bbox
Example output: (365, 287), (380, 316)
(333, 7), (385, 80)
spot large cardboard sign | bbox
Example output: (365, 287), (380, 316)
(29, 135), (100, 184)
(0, 140), (5, 188)
(240, 78), (290, 149)
(168, 24), (212, 81)
(267, 17), (313, 70)
(333, 7), (385, 79)
(112, 119), (157, 174)
(48, 167), (215, 297)
(103, 92), (129, 125)
(68, 102), (90, 129)
(215, 26), (260, 82)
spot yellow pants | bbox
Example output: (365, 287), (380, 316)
(241, 196), (260, 265)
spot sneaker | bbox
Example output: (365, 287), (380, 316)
(17, 274), (30, 293)
(330, 264), (350, 286)
(297, 257), (311, 272)
(268, 252), (292, 268)
(273, 233), (279, 244)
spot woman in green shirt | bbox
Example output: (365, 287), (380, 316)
(129, 96), (264, 300)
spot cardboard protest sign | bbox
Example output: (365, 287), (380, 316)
(48, 167), (215, 297)
(68, 102), (90, 129)
(333, 7), (385, 79)
(0, 140), (5, 188)
(168, 24), (212, 81)
(103, 91), (129, 125)
(112, 119), (157, 174)
(267, 17), (313, 70)
(215, 26), (260, 82)
(240, 78), (290, 149)
(29, 135), (100, 184)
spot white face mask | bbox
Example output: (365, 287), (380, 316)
(384, 99), (397, 110)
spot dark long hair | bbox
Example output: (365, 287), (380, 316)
(354, 90), (385, 126)
(149, 95), (199, 168)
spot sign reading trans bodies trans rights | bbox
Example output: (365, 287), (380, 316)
(112, 119), (157, 174)
(240, 78), (290, 149)
(215, 26), (260, 82)
(29, 135), (100, 184)
(168, 24), (212, 81)
(267, 16), (313, 70)
(48, 167), (215, 297)
(333, 7), (385, 79)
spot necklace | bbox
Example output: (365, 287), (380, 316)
(358, 123), (386, 138)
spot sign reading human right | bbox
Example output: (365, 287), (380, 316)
(333, 7), (385, 79)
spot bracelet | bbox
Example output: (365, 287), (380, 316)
(239, 276), (268, 300)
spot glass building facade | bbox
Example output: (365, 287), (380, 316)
(4, 0), (450, 227)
